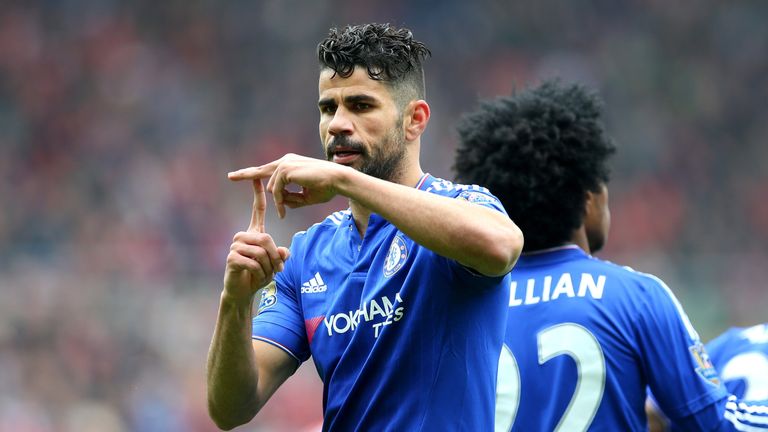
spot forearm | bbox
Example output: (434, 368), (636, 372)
(338, 170), (523, 276)
(206, 293), (259, 430)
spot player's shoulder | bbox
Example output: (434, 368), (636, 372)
(742, 323), (768, 342)
(291, 209), (351, 244)
(597, 259), (704, 340)
(713, 326), (750, 342)
(725, 323), (768, 346)
(425, 176), (502, 204)
(590, 257), (675, 296)
(706, 327), (746, 352)
(425, 177), (488, 194)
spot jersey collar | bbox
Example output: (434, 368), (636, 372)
(415, 173), (434, 191)
(516, 244), (589, 268)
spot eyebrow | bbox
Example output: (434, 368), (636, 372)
(318, 94), (378, 109)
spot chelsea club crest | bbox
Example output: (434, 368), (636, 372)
(384, 235), (408, 278)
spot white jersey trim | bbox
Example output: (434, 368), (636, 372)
(724, 395), (768, 431)
(326, 210), (350, 226)
(425, 177), (491, 194)
(622, 267), (700, 342)
(296, 210), (351, 238)
(252, 336), (302, 364)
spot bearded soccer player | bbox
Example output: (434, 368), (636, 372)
(454, 80), (768, 431)
(206, 23), (523, 431)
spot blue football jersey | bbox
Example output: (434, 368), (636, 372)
(253, 174), (511, 431)
(496, 246), (768, 432)
(706, 323), (768, 400)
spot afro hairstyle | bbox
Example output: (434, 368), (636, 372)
(454, 80), (616, 251)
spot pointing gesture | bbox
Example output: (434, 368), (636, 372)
(229, 153), (349, 219)
(223, 177), (290, 302)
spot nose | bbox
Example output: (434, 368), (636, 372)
(327, 107), (354, 137)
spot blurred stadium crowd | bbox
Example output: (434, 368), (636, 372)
(1, 1), (766, 430)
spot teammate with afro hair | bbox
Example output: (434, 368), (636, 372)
(454, 79), (615, 253)
(453, 80), (768, 431)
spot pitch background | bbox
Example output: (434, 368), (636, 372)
(1, 1), (766, 430)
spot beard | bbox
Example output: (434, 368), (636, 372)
(325, 128), (407, 183)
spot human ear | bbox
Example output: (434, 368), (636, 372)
(403, 100), (430, 141)
(584, 190), (596, 216)
(585, 184), (609, 216)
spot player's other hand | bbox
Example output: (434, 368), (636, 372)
(224, 178), (290, 303)
(228, 153), (350, 218)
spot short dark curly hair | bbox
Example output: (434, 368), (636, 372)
(454, 80), (616, 252)
(317, 23), (431, 107)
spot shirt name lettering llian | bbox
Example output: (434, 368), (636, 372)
(509, 273), (606, 306)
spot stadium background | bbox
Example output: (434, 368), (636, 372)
(1, 1), (767, 430)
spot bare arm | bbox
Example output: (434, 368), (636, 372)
(645, 397), (669, 432)
(206, 179), (294, 430)
(229, 155), (523, 277)
(207, 292), (298, 430)
(336, 169), (522, 276)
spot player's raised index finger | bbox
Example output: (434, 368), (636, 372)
(248, 179), (267, 233)
(228, 161), (278, 181)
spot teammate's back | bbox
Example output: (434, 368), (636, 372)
(454, 80), (768, 432)
(497, 246), (727, 431)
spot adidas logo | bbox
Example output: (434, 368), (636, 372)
(301, 272), (327, 294)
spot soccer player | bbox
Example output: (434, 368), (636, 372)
(707, 323), (768, 400)
(649, 322), (768, 431)
(453, 80), (768, 431)
(206, 23), (523, 431)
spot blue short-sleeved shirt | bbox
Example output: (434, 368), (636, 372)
(253, 174), (510, 431)
(496, 246), (768, 432)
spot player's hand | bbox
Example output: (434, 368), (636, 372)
(228, 153), (350, 218)
(223, 178), (290, 303)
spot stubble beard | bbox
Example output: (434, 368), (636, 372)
(325, 128), (407, 184)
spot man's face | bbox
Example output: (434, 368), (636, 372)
(585, 183), (611, 253)
(318, 67), (407, 182)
